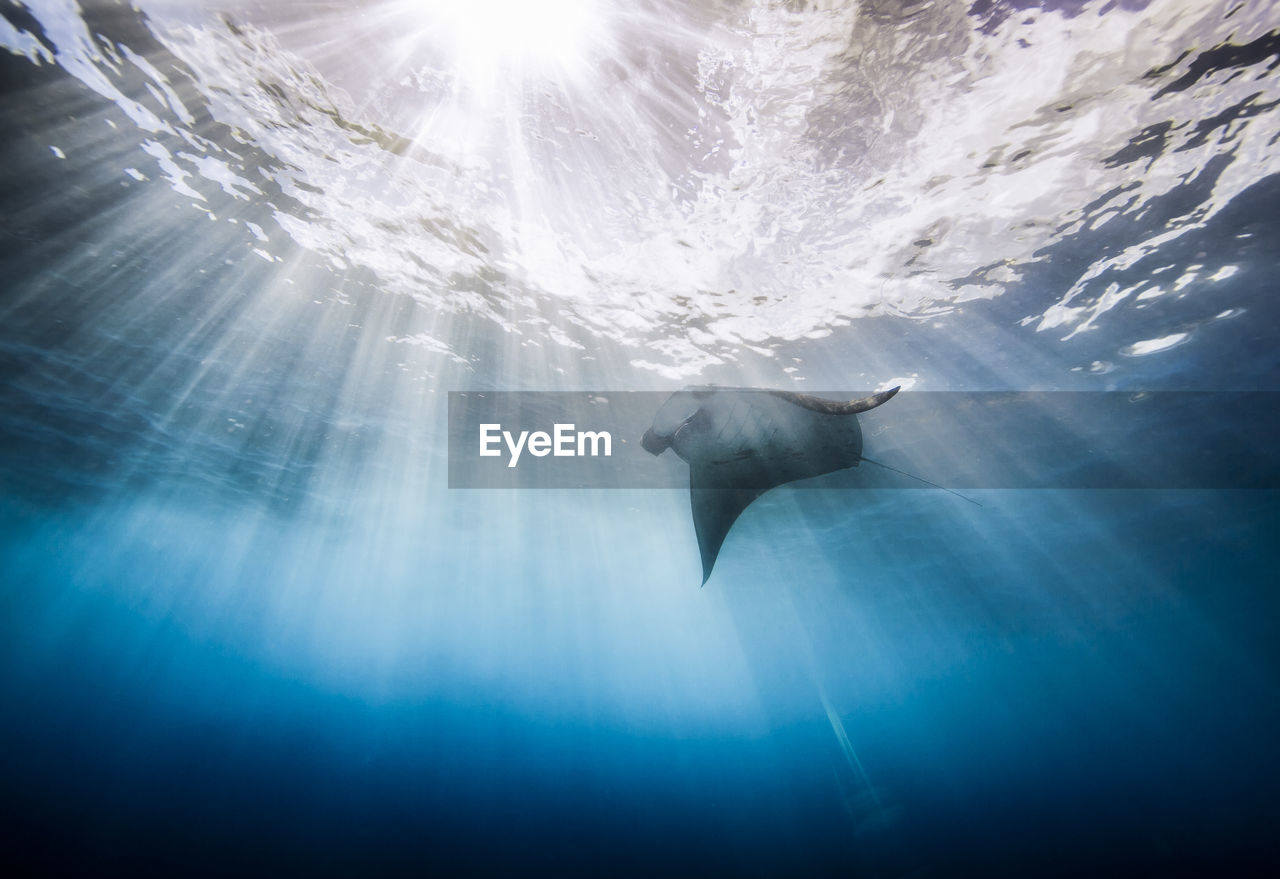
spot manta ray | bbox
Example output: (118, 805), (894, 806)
(641, 386), (900, 585)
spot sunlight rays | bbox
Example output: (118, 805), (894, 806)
(4, 0), (1276, 382)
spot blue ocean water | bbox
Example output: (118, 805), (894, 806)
(2, 1), (1279, 875)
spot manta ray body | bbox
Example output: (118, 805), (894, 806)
(642, 386), (900, 584)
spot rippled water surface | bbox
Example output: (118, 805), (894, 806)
(2, 1), (1279, 875)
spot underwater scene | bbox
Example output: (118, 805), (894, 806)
(2, 0), (1279, 875)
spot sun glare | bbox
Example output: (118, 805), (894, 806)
(414, 0), (604, 90)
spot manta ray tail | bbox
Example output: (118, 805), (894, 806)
(859, 455), (983, 507)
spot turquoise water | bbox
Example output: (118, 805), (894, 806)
(2, 1), (1279, 875)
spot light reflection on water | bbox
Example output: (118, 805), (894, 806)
(6, 0), (1279, 377)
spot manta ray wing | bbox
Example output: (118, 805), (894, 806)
(766, 386), (900, 415)
(690, 467), (777, 585)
